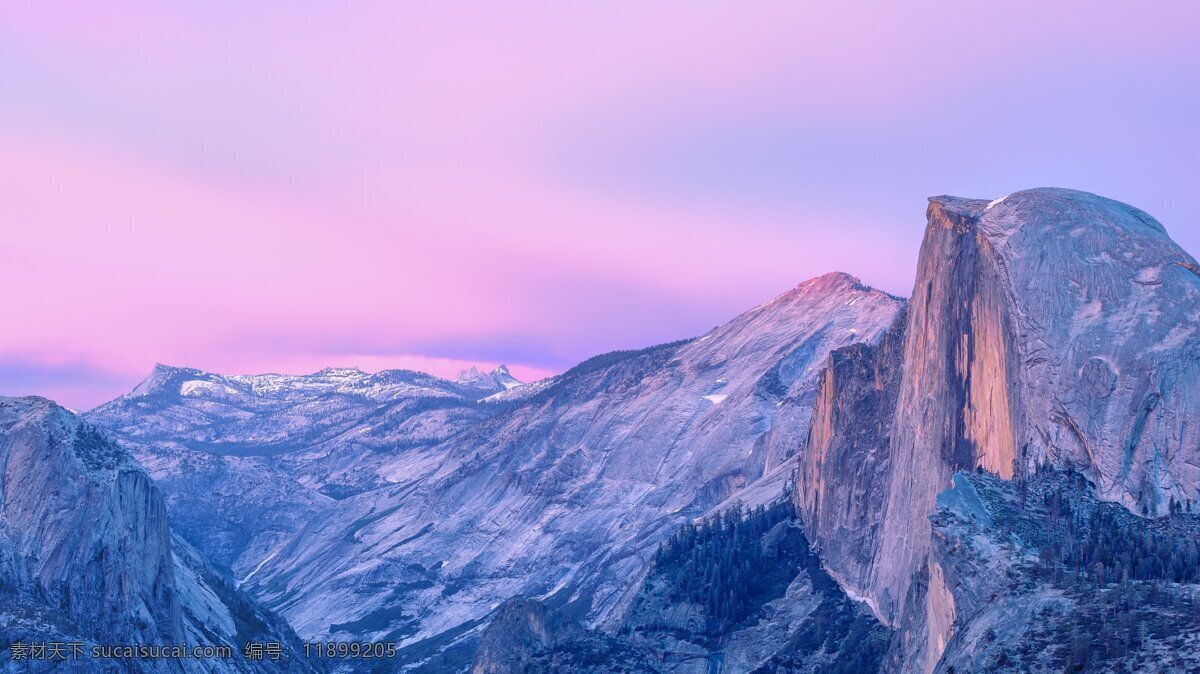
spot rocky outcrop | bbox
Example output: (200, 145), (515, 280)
(0, 397), (315, 673)
(871, 193), (1024, 625)
(921, 471), (1200, 674)
(456, 365), (523, 392)
(962, 189), (1199, 513)
(619, 503), (890, 673)
(1, 397), (182, 650)
(795, 188), (1200, 670)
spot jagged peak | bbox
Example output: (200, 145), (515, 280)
(149, 363), (197, 376)
(455, 364), (524, 390)
(455, 366), (484, 382)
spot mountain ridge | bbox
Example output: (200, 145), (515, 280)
(60, 187), (1200, 673)
(84, 271), (903, 672)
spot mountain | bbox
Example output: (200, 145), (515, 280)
(94, 364), (521, 461)
(87, 365), (520, 577)
(87, 273), (902, 670)
(238, 273), (900, 661)
(0, 397), (316, 673)
(795, 188), (1200, 671)
(75, 187), (1200, 672)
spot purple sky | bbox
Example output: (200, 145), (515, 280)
(2, 2), (1198, 410)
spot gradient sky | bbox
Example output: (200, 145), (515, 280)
(2, 1), (1198, 410)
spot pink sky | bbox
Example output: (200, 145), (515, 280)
(2, 2), (1197, 409)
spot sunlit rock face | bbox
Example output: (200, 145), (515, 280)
(795, 188), (1200, 670)
(0, 397), (312, 673)
(869, 192), (1025, 625)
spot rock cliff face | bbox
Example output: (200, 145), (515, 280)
(1, 397), (181, 649)
(0, 397), (314, 673)
(796, 188), (1200, 670)
(794, 307), (906, 615)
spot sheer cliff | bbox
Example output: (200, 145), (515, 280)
(0, 397), (315, 673)
(796, 188), (1200, 671)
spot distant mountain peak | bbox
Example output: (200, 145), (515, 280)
(128, 363), (203, 397)
(313, 366), (366, 378)
(455, 364), (524, 392)
(455, 366), (484, 381)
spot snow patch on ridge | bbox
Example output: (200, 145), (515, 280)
(237, 549), (281, 588)
(181, 380), (237, 397)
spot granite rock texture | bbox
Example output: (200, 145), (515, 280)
(0, 397), (315, 673)
(796, 188), (1200, 670)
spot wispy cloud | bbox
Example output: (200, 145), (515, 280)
(1, 1), (1196, 409)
